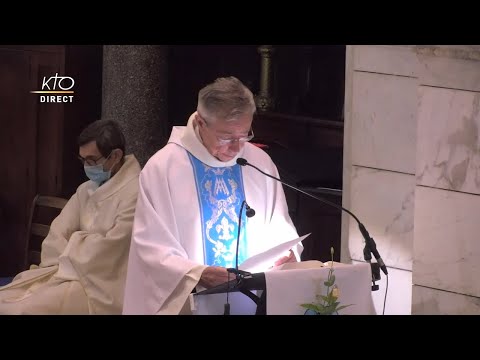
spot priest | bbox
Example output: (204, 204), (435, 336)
(123, 76), (303, 315)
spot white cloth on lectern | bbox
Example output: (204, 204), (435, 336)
(123, 112), (302, 315)
(265, 262), (376, 315)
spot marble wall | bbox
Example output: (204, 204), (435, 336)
(343, 45), (480, 315)
(412, 48), (480, 314)
(343, 46), (417, 315)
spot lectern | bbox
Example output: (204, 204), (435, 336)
(192, 261), (376, 315)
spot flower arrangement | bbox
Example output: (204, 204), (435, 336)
(301, 247), (353, 315)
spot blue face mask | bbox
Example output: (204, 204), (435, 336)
(84, 163), (112, 185)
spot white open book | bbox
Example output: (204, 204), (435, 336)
(238, 233), (311, 273)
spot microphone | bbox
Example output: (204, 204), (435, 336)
(233, 199), (255, 275)
(236, 157), (388, 277)
(245, 203), (256, 218)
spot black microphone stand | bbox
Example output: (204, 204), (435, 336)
(223, 200), (258, 314)
(237, 158), (387, 291)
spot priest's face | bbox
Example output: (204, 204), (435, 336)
(196, 113), (254, 162)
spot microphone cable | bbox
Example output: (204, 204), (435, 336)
(382, 274), (389, 315)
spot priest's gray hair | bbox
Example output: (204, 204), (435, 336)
(197, 76), (256, 123)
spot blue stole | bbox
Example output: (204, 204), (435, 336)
(188, 153), (248, 268)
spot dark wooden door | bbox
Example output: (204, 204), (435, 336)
(0, 48), (37, 275)
(0, 46), (102, 275)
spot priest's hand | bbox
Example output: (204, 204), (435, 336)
(273, 249), (297, 267)
(199, 266), (233, 289)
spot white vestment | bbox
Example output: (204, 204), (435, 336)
(0, 155), (141, 314)
(123, 113), (302, 315)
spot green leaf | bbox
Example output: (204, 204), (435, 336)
(329, 275), (336, 284)
(323, 304), (337, 314)
(324, 280), (334, 287)
(315, 307), (331, 315)
(320, 295), (330, 303)
(336, 304), (353, 311)
(300, 303), (323, 312)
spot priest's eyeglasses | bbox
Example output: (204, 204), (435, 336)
(198, 113), (255, 146)
(214, 128), (255, 146)
(77, 151), (112, 166)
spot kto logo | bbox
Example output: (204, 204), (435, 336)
(30, 73), (75, 103)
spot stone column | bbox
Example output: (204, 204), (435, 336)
(255, 45), (275, 112)
(102, 45), (169, 167)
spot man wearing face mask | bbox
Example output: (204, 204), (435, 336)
(0, 120), (141, 314)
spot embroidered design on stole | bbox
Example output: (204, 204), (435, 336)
(188, 154), (248, 268)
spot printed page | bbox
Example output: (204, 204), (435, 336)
(238, 233), (311, 273)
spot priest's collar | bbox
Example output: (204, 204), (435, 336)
(172, 112), (244, 168)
